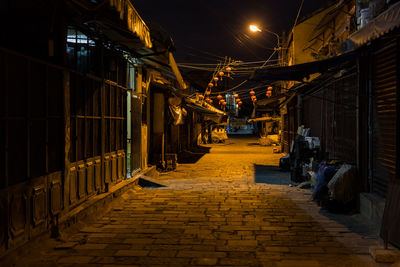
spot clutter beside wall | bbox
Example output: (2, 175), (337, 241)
(279, 125), (358, 213)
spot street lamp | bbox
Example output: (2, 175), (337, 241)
(249, 25), (262, 32)
(249, 24), (280, 49)
(249, 24), (281, 66)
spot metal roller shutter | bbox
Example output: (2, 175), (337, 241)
(371, 40), (397, 198)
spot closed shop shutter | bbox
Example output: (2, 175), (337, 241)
(331, 66), (357, 164)
(301, 65), (357, 164)
(371, 40), (397, 198)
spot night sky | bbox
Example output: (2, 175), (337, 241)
(134, 0), (334, 64)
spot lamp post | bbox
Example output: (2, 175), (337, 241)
(249, 24), (281, 65)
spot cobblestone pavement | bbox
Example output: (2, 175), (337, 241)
(2, 136), (391, 267)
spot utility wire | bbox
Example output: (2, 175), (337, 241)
(291, 0), (305, 35)
(178, 43), (227, 61)
(177, 59), (280, 67)
(261, 50), (277, 68)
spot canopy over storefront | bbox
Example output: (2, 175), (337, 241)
(348, 1), (400, 47)
(250, 50), (359, 82)
(248, 117), (281, 123)
(256, 95), (283, 106)
(185, 98), (227, 124)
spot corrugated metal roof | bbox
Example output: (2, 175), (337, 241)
(348, 1), (400, 47)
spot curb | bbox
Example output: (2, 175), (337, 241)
(58, 166), (157, 232)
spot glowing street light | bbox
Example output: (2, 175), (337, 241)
(249, 24), (280, 48)
(249, 24), (282, 65)
(249, 25), (262, 32)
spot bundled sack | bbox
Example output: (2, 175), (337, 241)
(327, 164), (357, 204)
(313, 161), (337, 200)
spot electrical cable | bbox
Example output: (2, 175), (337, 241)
(177, 43), (228, 61)
(260, 50), (277, 68)
(291, 0), (305, 35)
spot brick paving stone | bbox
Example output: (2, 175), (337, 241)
(57, 256), (95, 264)
(102, 265), (139, 267)
(114, 250), (149, 257)
(74, 243), (108, 250)
(176, 250), (227, 258)
(276, 260), (320, 267)
(191, 257), (219, 265)
(227, 240), (258, 246)
(2, 136), (390, 267)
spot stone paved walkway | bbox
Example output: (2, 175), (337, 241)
(2, 136), (391, 266)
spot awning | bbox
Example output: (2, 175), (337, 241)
(185, 98), (225, 116)
(109, 0), (152, 48)
(67, 0), (153, 53)
(348, 1), (400, 47)
(256, 95), (284, 106)
(150, 82), (190, 98)
(250, 50), (359, 82)
(248, 117), (280, 123)
(184, 98), (226, 123)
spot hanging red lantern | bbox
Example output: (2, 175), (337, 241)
(205, 91), (211, 96)
(199, 94), (204, 100)
(208, 82), (214, 88)
(252, 97), (257, 102)
(251, 95), (256, 100)
(233, 93), (239, 98)
(205, 97), (211, 103)
(219, 71), (224, 81)
(235, 98), (241, 103)
(217, 94), (223, 100)
(226, 66), (232, 77)
(266, 91), (272, 97)
(238, 101), (243, 105)
(222, 101), (226, 106)
(267, 86), (273, 91)
(250, 90), (255, 96)
(213, 77), (219, 86)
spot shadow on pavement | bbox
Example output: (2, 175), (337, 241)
(254, 164), (291, 185)
(247, 142), (260, 146)
(138, 176), (166, 188)
(177, 146), (211, 164)
(318, 205), (379, 239)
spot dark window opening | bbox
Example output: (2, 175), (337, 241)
(66, 26), (97, 74)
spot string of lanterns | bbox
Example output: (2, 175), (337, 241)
(198, 61), (274, 111)
(266, 86), (273, 98)
(202, 87), (274, 108)
(201, 65), (233, 110)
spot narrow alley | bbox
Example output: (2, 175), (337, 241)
(2, 136), (385, 267)
(2, 1), (400, 266)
